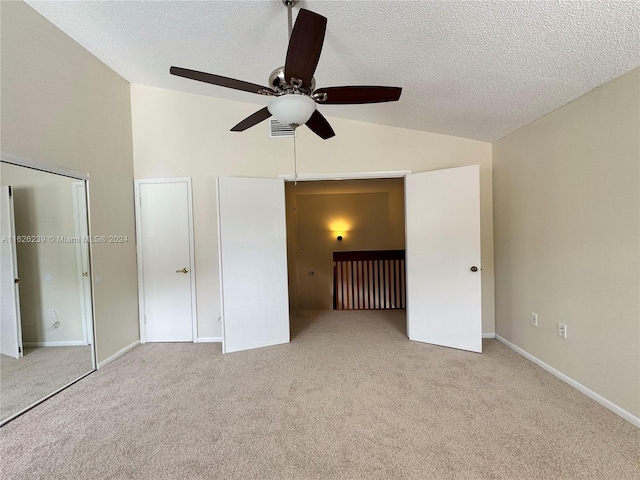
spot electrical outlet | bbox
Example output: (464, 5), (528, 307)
(531, 312), (538, 327)
(48, 308), (56, 318)
(558, 323), (567, 338)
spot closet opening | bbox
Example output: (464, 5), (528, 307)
(284, 177), (406, 338)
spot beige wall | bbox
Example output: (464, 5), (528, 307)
(1, 2), (138, 363)
(289, 178), (405, 310)
(131, 84), (495, 338)
(493, 68), (640, 417)
(1, 163), (85, 344)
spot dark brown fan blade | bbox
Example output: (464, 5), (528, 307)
(305, 110), (335, 139)
(284, 9), (327, 88)
(170, 67), (274, 95)
(230, 107), (272, 132)
(314, 86), (402, 104)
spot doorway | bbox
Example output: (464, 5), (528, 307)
(284, 178), (406, 336)
(216, 166), (482, 355)
(285, 178), (405, 314)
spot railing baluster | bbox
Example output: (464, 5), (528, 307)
(332, 250), (405, 311)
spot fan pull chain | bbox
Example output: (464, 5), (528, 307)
(293, 129), (298, 185)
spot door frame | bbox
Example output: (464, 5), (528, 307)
(278, 170), (412, 182)
(279, 170), (412, 320)
(134, 178), (198, 344)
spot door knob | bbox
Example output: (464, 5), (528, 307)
(176, 268), (189, 273)
(470, 266), (478, 272)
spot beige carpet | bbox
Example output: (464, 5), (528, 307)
(0, 345), (93, 422)
(0, 310), (638, 479)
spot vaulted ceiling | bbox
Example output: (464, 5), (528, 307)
(26, 0), (639, 142)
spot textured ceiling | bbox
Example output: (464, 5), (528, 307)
(25, 0), (640, 142)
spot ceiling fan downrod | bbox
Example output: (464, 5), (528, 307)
(282, 0), (299, 39)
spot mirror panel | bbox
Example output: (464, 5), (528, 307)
(0, 161), (95, 424)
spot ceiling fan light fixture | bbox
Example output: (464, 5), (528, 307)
(267, 94), (316, 128)
(170, 7), (401, 139)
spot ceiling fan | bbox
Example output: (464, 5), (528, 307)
(170, 0), (402, 140)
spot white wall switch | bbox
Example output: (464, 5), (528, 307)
(531, 312), (538, 327)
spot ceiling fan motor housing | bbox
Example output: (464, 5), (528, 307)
(269, 66), (315, 95)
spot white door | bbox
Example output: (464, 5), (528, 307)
(217, 177), (290, 354)
(72, 182), (94, 346)
(405, 165), (482, 353)
(1, 186), (23, 359)
(135, 179), (196, 342)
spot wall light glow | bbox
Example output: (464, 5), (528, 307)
(328, 220), (352, 233)
(329, 219), (351, 242)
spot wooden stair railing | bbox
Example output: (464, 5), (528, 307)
(333, 250), (405, 310)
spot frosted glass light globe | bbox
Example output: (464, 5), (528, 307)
(267, 94), (316, 127)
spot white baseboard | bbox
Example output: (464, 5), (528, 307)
(495, 334), (639, 428)
(197, 337), (223, 343)
(482, 333), (495, 339)
(97, 340), (140, 369)
(23, 340), (86, 348)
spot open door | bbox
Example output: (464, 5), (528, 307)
(217, 177), (290, 354)
(1, 186), (23, 359)
(405, 165), (482, 353)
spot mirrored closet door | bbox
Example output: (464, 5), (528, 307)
(0, 158), (96, 425)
